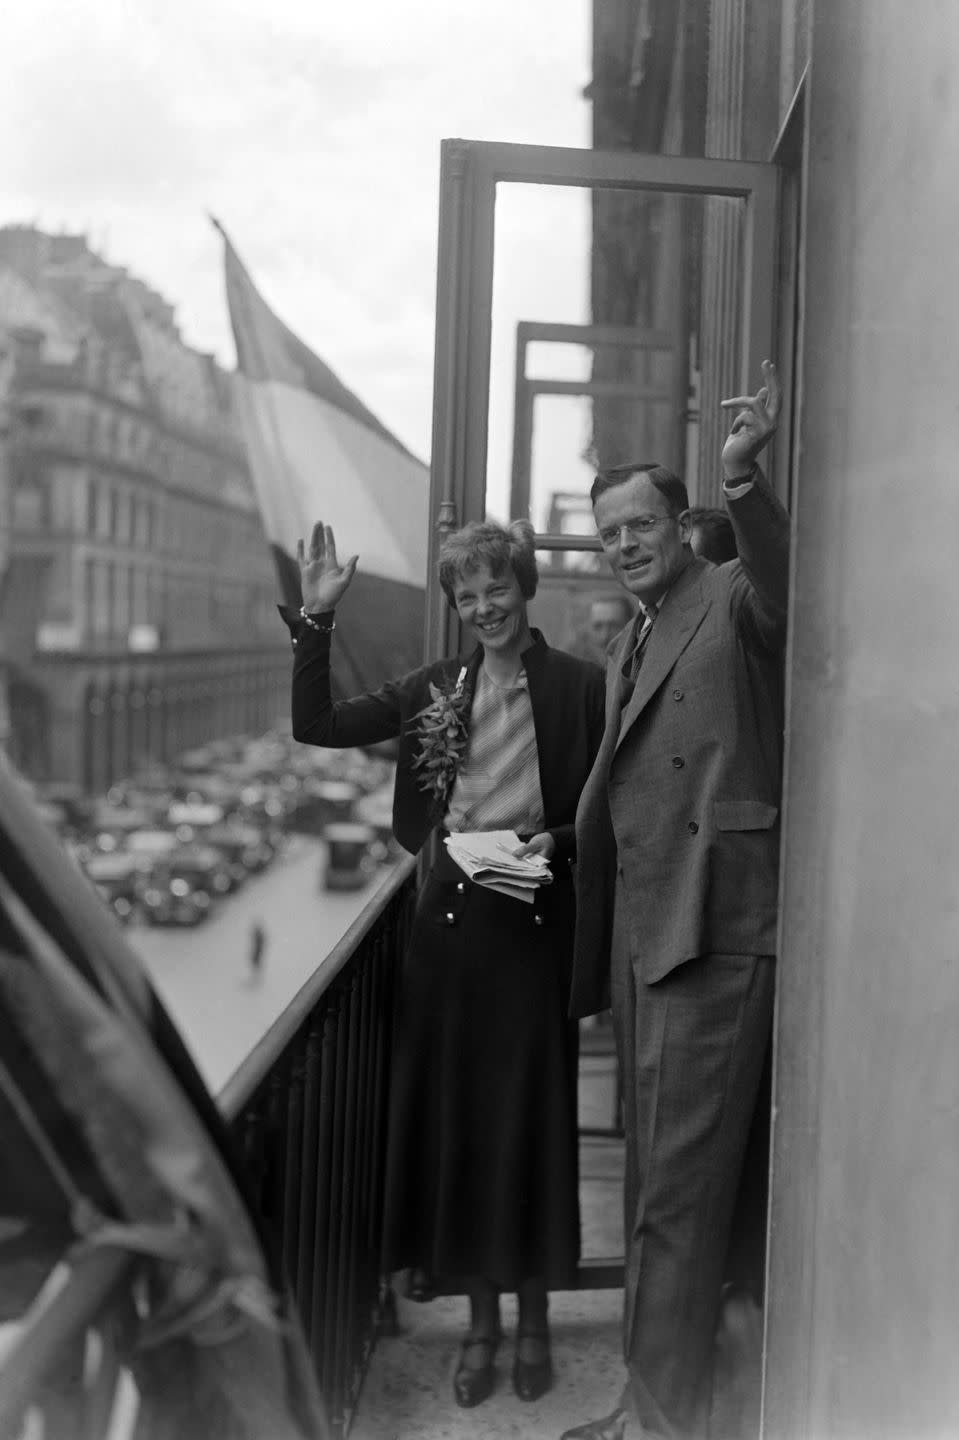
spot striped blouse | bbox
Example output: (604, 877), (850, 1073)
(444, 665), (545, 836)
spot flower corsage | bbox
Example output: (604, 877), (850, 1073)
(410, 666), (470, 805)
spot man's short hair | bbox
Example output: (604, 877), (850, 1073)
(688, 507), (739, 565)
(589, 461), (690, 516)
(438, 518), (538, 607)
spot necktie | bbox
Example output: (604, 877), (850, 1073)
(623, 606), (657, 682)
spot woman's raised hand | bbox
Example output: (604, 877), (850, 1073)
(297, 521), (359, 612)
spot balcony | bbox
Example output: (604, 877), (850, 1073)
(0, 770), (630, 1440)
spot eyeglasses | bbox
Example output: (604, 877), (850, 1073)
(597, 514), (682, 548)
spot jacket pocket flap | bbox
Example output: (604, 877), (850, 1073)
(714, 800), (779, 832)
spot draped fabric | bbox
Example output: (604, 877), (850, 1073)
(0, 762), (327, 1440)
(444, 668), (545, 836)
(216, 220), (428, 691)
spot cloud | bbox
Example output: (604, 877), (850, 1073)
(0, 0), (589, 457)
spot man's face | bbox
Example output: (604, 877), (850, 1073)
(588, 600), (631, 652)
(593, 474), (691, 604)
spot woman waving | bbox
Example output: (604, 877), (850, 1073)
(288, 516), (605, 1409)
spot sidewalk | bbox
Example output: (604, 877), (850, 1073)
(350, 1043), (628, 1440)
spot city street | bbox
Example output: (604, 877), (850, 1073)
(127, 834), (397, 1098)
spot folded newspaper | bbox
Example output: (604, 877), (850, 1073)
(444, 830), (553, 904)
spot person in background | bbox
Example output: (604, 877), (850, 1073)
(584, 593), (635, 666)
(247, 919), (266, 983)
(687, 506), (739, 565)
(285, 517), (605, 1410)
(563, 362), (787, 1440)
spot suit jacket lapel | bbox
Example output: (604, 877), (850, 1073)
(615, 561), (711, 753)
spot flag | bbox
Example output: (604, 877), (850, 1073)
(215, 220), (428, 696)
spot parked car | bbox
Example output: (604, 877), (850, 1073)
(138, 869), (213, 926)
(321, 822), (377, 892)
(125, 828), (180, 863)
(33, 782), (94, 837)
(84, 853), (145, 926)
(164, 842), (234, 897)
(205, 821), (277, 877)
(354, 786), (398, 863)
(294, 780), (360, 836)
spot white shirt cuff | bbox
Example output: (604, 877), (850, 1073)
(723, 477), (755, 500)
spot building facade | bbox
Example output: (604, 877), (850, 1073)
(585, 4), (959, 1434)
(0, 227), (288, 791)
(589, 0), (807, 506)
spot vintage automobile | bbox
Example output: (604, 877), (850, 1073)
(294, 779), (360, 836)
(354, 785), (399, 864)
(138, 868), (212, 926)
(83, 852), (145, 926)
(204, 820), (277, 876)
(163, 841), (234, 898)
(321, 822), (377, 892)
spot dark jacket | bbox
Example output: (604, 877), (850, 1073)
(282, 610), (607, 858)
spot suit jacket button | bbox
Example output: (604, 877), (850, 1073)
(688, 821), (699, 835)
(445, 911), (455, 924)
(672, 688), (683, 700)
(672, 756), (685, 768)
(534, 913), (544, 926)
(456, 881), (466, 894)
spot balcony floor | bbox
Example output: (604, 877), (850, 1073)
(351, 1046), (630, 1439)
(351, 1286), (626, 1440)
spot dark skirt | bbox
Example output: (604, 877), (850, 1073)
(382, 839), (580, 1291)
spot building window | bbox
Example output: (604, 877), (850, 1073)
(104, 561), (115, 635)
(85, 558), (97, 634)
(12, 458), (49, 530)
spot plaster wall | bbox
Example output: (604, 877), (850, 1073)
(767, 4), (959, 1436)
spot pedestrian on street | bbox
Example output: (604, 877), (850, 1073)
(563, 362), (788, 1440)
(247, 919), (267, 983)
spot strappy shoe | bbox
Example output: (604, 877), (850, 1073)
(453, 1332), (501, 1408)
(512, 1329), (553, 1401)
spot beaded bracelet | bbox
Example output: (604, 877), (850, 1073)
(299, 606), (335, 633)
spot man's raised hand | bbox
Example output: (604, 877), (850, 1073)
(296, 521), (358, 612)
(720, 360), (782, 479)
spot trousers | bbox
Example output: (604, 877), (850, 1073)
(610, 877), (774, 1438)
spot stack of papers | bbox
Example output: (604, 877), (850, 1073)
(444, 830), (553, 904)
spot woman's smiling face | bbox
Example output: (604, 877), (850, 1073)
(452, 562), (529, 655)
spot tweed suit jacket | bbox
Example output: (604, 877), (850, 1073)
(570, 472), (790, 1016)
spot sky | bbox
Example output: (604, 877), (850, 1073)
(0, 0), (593, 501)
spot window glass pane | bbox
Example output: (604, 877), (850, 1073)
(486, 184), (746, 536)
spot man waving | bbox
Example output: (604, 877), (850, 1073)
(565, 364), (788, 1440)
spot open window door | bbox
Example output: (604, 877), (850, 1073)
(422, 136), (782, 1301)
(424, 140), (779, 660)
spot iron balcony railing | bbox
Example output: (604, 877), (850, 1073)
(220, 855), (417, 1438)
(1, 773), (622, 1437)
(0, 739), (417, 1440)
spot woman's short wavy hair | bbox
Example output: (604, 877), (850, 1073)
(438, 518), (538, 607)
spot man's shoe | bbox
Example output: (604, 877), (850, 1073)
(559, 1407), (629, 1440)
(512, 1332), (553, 1401)
(453, 1334), (500, 1408)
